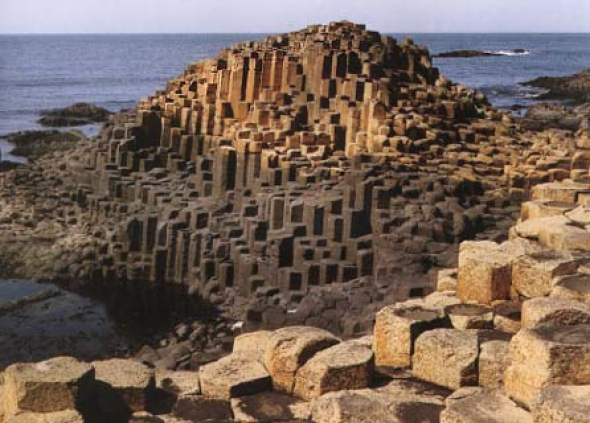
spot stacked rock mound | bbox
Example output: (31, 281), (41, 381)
(2, 137), (589, 421)
(0, 22), (582, 337)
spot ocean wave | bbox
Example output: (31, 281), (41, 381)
(484, 49), (530, 56)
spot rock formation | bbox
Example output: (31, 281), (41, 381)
(0, 21), (589, 421)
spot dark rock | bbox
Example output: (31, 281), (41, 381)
(521, 69), (590, 103)
(38, 102), (113, 127)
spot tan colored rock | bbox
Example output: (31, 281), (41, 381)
(4, 410), (84, 423)
(532, 385), (590, 423)
(521, 296), (590, 329)
(565, 205), (590, 225)
(293, 340), (373, 400)
(478, 340), (510, 390)
(521, 201), (573, 221)
(171, 394), (233, 422)
(505, 324), (590, 408)
(512, 251), (579, 298)
(413, 329), (479, 390)
(551, 273), (590, 304)
(156, 370), (200, 396)
(373, 303), (447, 368)
(532, 181), (590, 203)
(230, 392), (311, 422)
(199, 352), (272, 400)
(510, 216), (570, 241)
(3, 357), (93, 417)
(446, 304), (493, 330)
(538, 222), (590, 252)
(264, 326), (339, 393)
(457, 241), (514, 305)
(441, 388), (532, 423)
(233, 331), (272, 361)
(437, 268), (457, 292)
(493, 302), (522, 333)
(310, 379), (445, 423)
(93, 358), (155, 412)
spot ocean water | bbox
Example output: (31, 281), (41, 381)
(1, 33), (589, 159)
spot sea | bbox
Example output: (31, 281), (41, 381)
(0, 32), (589, 365)
(1, 33), (590, 161)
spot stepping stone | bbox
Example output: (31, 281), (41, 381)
(446, 304), (493, 330)
(521, 296), (590, 329)
(3, 357), (93, 417)
(441, 388), (531, 423)
(93, 358), (155, 412)
(551, 273), (590, 305)
(231, 392), (311, 422)
(374, 303), (447, 368)
(505, 324), (590, 408)
(413, 329), (479, 390)
(199, 352), (271, 400)
(4, 410), (84, 423)
(264, 326), (339, 393)
(533, 385), (590, 423)
(512, 251), (579, 298)
(293, 340), (373, 400)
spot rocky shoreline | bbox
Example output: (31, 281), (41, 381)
(0, 21), (589, 422)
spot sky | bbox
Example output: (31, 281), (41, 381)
(1, 0), (589, 34)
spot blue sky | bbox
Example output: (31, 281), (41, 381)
(1, 0), (589, 33)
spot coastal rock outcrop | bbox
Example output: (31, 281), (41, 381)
(522, 69), (590, 103)
(38, 103), (112, 127)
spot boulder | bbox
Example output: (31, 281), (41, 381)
(4, 410), (84, 423)
(155, 370), (200, 396)
(413, 329), (479, 390)
(293, 340), (373, 400)
(230, 392), (311, 422)
(457, 241), (514, 304)
(551, 273), (590, 304)
(532, 385), (590, 423)
(512, 251), (578, 298)
(445, 304), (493, 330)
(505, 324), (590, 408)
(93, 359), (155, 413)
(373, 303), (447, 368)
(478, 340), (510, 390)
(264, 326), (339, 393)
(521, 296), (590, 329)
(2, 357), (93, 417)
(199, 352), (272, 400)
(441, 388), (531, 423)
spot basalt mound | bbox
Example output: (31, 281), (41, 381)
(0, 21), (581, 340)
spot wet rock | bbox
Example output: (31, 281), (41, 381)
(522, 69), (590, 103)
(38, 103), (112, 127)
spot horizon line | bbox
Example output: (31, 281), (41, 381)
(1, 31), (590, 36)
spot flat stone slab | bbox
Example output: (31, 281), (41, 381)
(264, 326), (339, 393)
(413, 329), (479, 390)
(199, 352), (272, 400)
(231, 392), (311, 422)
(4, 410), (84, 423)
(505, 324), (590, 408)
(156, 370), (200, 396)
(533, 385), (590, 423)
(446, 304), (493, 330)
(441, 388), (531, 423)
(293, 340), (373, 400)
(3, 357), (93, 416)
(521, 296), (590, 328)
(93, 358), (155, 412)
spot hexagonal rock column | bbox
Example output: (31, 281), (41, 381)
(413, 329), (479, 390)
(521, 297), (590, 329)
(4, 410), (85, 423)
(512, 251), (579, 298)
(446, 304), (493, 330)
(2, 357), (94, 417)
(532, 385), (590, 423)
(199, 352), (272, 400)
(231, 392), (311, 422)
(478, 340), (510, 390)
(457, 241), (514, 305)
(293, 340), (374, 400)
(441, 388), (532, 423)
(264, 326), (339, 393)
(373, 304), (447, 368)
(551, 274), (590, 305)
(93, 359), (155, 413)
(232, 331), (272, 361)
(505, 324), (590, 408)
